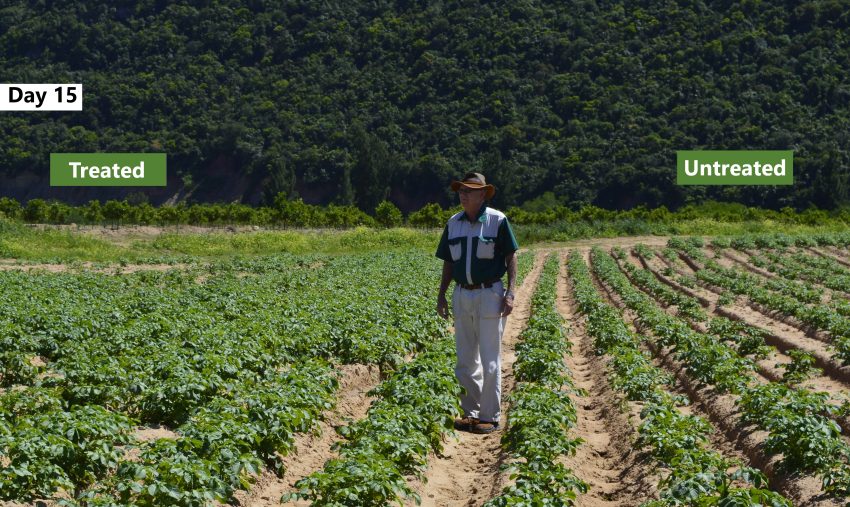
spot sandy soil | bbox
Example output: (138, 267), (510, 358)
(117, 425), (181, 464)
(535, 236), (671, 254)
(592, 248), (841, 506)
(663, 247), (835, 345)
(233, 363), (381, 507)
(133, 425), (179, 442)
(0, 259), (189, 274)
(404, 250), (546, 507)
(557, 250), (658, 506)
(619, 250), (850, 434)
(813, 246), (850, 268)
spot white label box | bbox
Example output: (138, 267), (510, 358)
(0, 84), (83, 111)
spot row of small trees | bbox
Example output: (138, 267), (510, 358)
(0, 195), (458, 229)
(1, 196), (848, 229)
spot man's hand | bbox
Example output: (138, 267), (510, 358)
(437, 293), (450, 319)
(501, 292), (514, 317)
(503, 252), (517, 318)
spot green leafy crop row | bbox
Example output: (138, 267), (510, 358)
(753, 249), (850, 303)
(0, 251), (449, 504)
(593, 247), (850, 498)
(616, 246), (775, 361)
(676, 245), (850, 365)
(486, 254), (587, 507)
(617, 251), (706, 322)
(711, 232), (850, 251)
(568, 250), (789, 506)
(285, 338), (460, 506)
(515, 250), (535, 288)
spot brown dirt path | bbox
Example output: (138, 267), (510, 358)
(0, 259), (190, 274)
(658, 247), (836, 346)
(233, 364), (381, 507)
(591, 249), (841, 506)
(812, 246), (850, 268)
(641, 248), (850, 382)
(618, 250), (850, 434)
(405, 251), (547, 507)
(533, 236), (671, 255)
(557, 250), (658, 506)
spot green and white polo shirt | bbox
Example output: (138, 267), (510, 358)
(435, 205), (519, 285)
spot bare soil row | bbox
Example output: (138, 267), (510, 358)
(648, 247), (850, 384)
(620, 250), (850, 434)
(405, 250), (548, 507)
(557, 251), (659, 506)
(592, 248), (842, 506)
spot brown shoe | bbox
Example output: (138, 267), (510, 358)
(471, 421), (500, 434)
(454, 416), (479, 431)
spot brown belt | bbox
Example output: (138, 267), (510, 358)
(459, 279), (501, 290)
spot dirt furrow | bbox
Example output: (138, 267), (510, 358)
(235, 363), (382, 507)
(715, 247), (845, 304)
(812, 246), (850, 268)
(557, 250), (658, 506)
(617, 251), (850, 435)
(591, 251), (841, 507)
(658, 247), (836, 345)
(406, 250), (547, 507)
(712, 248), (779, 280)
(641, 249), (850, 383)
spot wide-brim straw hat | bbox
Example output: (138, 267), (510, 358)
(450, 172), (496, 199)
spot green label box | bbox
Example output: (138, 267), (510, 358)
(676, 150), (793, 185)
(50, 153), (167, 186)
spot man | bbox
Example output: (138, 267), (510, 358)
(435, 172), (519, 434)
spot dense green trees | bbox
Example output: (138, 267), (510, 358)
(1, 0), (848, 211)
(3, 196), (850, 234)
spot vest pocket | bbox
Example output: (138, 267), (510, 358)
(476, 237), (496, 259)
(448, 238), (462, 261)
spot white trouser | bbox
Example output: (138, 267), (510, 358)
(452, 280), (506, 422)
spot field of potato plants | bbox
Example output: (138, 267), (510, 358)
(5, 232), (850, 506)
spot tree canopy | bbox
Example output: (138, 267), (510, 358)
(1, 0), (848, 211)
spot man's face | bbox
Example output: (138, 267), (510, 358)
(458, 187), (485, 211)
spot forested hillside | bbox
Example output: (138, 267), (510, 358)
(1, 0), (848, 211)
